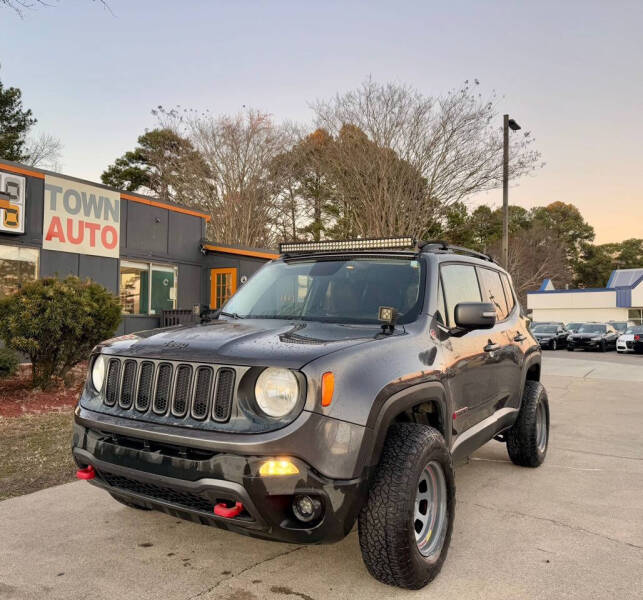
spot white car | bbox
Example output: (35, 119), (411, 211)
(617, 326), (643, 353)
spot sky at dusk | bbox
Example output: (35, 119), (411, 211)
(1, 0), (641, 243)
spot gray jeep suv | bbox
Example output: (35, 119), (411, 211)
(72, 238), (548, 589)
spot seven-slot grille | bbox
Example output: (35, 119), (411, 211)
(104, 358), (235, 423)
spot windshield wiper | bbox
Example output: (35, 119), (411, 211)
(219, 311), (243, 319)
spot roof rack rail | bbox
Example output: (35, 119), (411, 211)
(418, 240), (497, 264)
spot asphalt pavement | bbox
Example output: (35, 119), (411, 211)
(1, 352), (642, 600)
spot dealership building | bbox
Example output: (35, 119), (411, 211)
(527, 270), (643, 325)
(0, 159), (277, 334)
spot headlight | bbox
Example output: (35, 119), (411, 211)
(91, 354), (106, 391)
(255, 368), (299, 418)
(591, 336), (602, 341)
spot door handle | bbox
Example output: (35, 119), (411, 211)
(484, 341), (500, 352)
(513, 333), (526, 342)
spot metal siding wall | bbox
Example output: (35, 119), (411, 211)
(178, 263), (201, 308)
(125, 202), (169, 256)
(40, 249), (79, 278)
(122, 316), (161, 334)
(79, 255), (118, 294)
(168, 212), (203, 262)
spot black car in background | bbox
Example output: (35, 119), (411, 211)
(566, 322), (583, 334)
(632, 326), (643, 353)
(531, 323), (568, 350)
(608, 321), (631, 334)
(567, 323), (619, 352)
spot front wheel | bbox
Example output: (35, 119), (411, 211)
(506, 381), (549, 467)
(358, 423), (455, 589)
(551, 339), (557, 350)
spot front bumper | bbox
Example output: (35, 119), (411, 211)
(568, 339), (601, 350)
(72, 409), (369, 544)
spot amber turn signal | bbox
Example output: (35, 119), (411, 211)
(321, 372), (335, 407)
(259, 459), (299, 477)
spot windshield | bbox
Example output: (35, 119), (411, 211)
(567, 322), (581, 329)
(610, 322), (627, 332)
(223, 257), (425, 324)
(533, 325), (557, 333)
(578, 324), (606, 334)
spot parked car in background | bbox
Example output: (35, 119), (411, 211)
(531, 323), (568, 350)
(634, 329), (643, 354)
(565, 322), (584, 334)
(608, 321), (633, 335)
(567, 323), (619, 352)
(617, 325), (643, 353)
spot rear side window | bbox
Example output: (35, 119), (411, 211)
(478, 267), (509, 321)
(500, 273), (515, 314)
(440, 264), (482, 326)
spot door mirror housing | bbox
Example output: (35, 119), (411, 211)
(454, 302), (496, 331)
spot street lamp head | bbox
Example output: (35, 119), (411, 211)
(508, 118), (521, 131)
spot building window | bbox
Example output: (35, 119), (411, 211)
(0, 245), (39, 297)
(628, 309), (643, 325)
(210, 268), (237, 309)
(120, 261), (177, 315)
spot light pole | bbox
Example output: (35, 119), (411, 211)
(502, 114), (521, 267)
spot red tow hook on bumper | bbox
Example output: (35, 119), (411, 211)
(214, 502), (243, 518)
(76, 465), (95, 480)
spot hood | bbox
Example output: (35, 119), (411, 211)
(571, 332), (603, 339)
(97, 318), (396, 369)
(534, 332), (555, 338)
(618, 334), (634, 341)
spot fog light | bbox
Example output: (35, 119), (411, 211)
(259, 459), (299, 477)
(292, 494), (322, 523)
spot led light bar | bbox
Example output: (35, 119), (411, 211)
(279, 237), (415, 254)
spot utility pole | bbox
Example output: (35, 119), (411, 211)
(502, 114), (521, 268)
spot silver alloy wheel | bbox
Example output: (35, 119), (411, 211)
(535, 399), (548, 453)
(414, 460), (448, 561)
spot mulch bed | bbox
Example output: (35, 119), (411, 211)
(0, 363), (86, 418)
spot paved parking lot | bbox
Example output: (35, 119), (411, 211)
(1, 353), (642, 600)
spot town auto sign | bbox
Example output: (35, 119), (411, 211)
(43, 175), (120, 258)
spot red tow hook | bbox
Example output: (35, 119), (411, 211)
(76, 465), (96, 480)
(214, 502), (243, 518)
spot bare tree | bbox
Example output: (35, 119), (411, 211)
(489, 226), (572, 307)
(157, 107), (292, 247)
(23, 132), (62, 169)
(2, 0), (110, 17)
(313, 78), (541, 236)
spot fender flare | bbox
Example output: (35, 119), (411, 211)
(520, 351), (542, 396)
(357, 381), (450, 471)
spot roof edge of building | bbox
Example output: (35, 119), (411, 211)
(0, 158), (211, 222)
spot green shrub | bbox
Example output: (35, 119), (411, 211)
(0, 276), (121, 389)
(0, 347), (20, 378)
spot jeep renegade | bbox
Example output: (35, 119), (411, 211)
(72, 238), (549, 589)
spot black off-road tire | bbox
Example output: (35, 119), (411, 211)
(109, 493), (152, 511)
(358, 423), (455, 589)
(506, 381), (549, 467)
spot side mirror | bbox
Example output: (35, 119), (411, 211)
(454, 302), (496, 331)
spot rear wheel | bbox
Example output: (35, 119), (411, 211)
(506, 381), (549, 467)
(358, 423), (455, 589)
